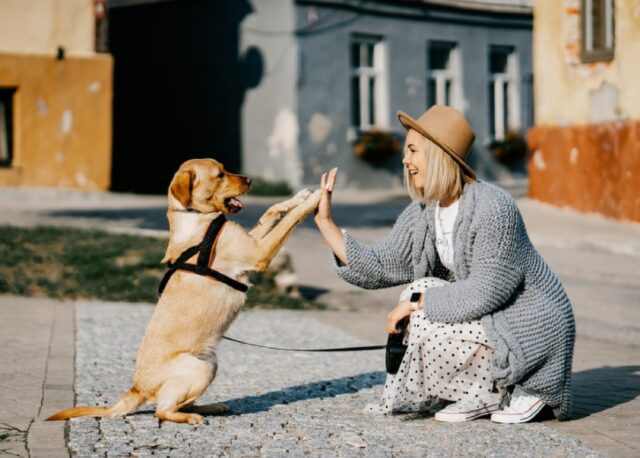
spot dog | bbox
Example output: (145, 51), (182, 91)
(47, 158), (321, 424)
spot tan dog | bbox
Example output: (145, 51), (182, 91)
(47, 158), (321, 424)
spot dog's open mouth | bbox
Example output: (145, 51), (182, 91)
(224, 197), (244, 214)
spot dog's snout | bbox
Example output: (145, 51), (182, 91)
(246, 177), (252, 186)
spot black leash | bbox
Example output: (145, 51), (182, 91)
(222, 335), (386, 352)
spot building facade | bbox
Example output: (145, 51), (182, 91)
(0, 0), (113, 191)
(242, 0), (534, 190)
(528, 0), (640, 222)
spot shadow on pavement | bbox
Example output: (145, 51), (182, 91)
(571, 365), (640, 419)
(218, 371), (385, 415)
(299, 285), (331, 300)
(47, 200), (409, 232)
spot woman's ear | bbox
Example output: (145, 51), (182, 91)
(169, 170), (194, 208)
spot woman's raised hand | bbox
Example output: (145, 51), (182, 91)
(313, 168), (347, 265)
(314, 167), (338, 224)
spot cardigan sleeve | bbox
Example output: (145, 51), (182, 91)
(424, 196), (525, 323)
(331, 203), (417, 289)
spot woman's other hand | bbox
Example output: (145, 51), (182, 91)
(313, 168), (347, 264)
(386, 301), (414, 334)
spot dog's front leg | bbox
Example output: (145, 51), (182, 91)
(249, 189), (312, 240)
(252, 190), (321, 271)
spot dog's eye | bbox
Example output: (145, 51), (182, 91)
(218, 172), (224, 179)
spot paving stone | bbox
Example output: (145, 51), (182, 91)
(68, 302), (599, 456)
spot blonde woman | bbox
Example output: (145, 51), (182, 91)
(314, 106), (575, 423)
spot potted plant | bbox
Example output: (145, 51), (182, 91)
(353, 129), (402, 165)
(489, 130), (528, 166)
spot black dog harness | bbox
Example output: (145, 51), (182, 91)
(158, 214), (249, 296)
(157, 213), (387, 353)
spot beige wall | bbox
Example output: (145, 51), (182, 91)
(528, 0), (640, 222)
(0, 52), (113, 190)
(533, 0), (640, 125)
(0, 0), (94, 55)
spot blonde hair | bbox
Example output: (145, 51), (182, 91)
(403, 132), (475, 204)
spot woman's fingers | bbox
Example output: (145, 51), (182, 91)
(326, 167), (338, 192)
(386, 312), (399, 334)
(387, 301), (413, 334)
(316, 172), (332, 220)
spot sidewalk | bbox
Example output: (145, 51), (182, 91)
(0, 296), (73, 458)
(0, 185), (639, 455)
(0, 296), (600, 457)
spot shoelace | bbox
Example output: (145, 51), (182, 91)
(504, 388), (540, 411)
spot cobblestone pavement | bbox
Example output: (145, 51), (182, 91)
(2, 186), (639, 456)
(69, 302), (598, 457)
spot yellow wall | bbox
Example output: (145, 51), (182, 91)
(0, 52), (113, 190)
(0, 0), (94, 55)
(533, 0), (640, 125)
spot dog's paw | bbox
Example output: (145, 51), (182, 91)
(188, 413), (207, 425)
(306, 189), (322, 205)
(295, 188), (312, 200)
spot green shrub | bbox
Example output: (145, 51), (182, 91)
(0, 225), (323, 309)
(248, 177), (293, 196)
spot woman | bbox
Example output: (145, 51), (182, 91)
(314, 106), (575, 423)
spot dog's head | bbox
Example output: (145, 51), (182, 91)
(168, 158), (251, 214)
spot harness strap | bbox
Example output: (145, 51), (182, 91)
(163, 263), (249, 293)
(158, 214), (249, 296)
(197, 214), (227, 268)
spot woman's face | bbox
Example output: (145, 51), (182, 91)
(402, 129), (428, 189)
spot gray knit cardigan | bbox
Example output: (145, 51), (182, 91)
(334, 180), (575, 420)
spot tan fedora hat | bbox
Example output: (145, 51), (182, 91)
(397, 105), (476, 179)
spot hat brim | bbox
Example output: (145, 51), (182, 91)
(397, 111), (476, 180)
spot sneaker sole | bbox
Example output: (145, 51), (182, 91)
(490, 399), (545, 424)
(434, 404), (500, 423)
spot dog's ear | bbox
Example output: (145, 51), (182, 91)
(170, 170), (194, 208)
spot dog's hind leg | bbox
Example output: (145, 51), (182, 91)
(155, 380), (208, 425)
(156, 408), (205, 425)
(154, 354), (216, 425)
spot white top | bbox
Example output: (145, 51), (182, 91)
(435, 200), (459, 271)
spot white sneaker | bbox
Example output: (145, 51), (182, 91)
(491, 386), (545, 424)
(434, 398), (501, 423)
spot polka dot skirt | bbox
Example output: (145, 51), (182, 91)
(365, 277), (505, 414)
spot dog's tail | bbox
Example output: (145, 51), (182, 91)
(46, 387), (146, 421)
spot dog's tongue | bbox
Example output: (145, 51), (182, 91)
(227, 197), (243, 213)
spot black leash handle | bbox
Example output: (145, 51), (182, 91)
(222, 336), (386, 352)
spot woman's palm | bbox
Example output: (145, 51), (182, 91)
(315, 168), (338, 222)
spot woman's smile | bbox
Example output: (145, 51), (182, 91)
(403, 129), (427, 188)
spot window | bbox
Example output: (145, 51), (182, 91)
(0, 88), (15, 167)
(488, 46), (520, 141)
(582, 0), (614, 62)
(427, 41), (461, 109)
(350, 35), (388, 130)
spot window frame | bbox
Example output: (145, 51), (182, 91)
(581, 0), (615, 62)
(488, 45), (520, 142)
(0, 88), (16, 168)
(426, 40), (462, 110)
(349, 34), (389, 132)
